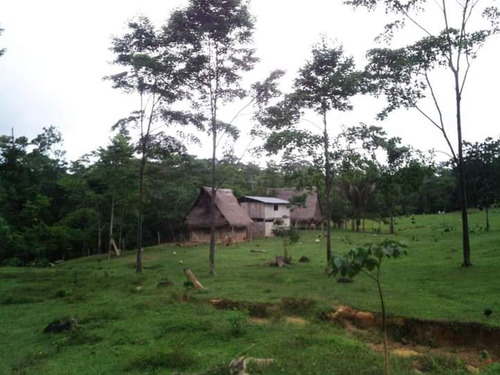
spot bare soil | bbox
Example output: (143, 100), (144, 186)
(208, 298), (500, 369)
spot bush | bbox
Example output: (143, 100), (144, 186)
(225, 311), (247, 337)
(2, 257), (23, 267)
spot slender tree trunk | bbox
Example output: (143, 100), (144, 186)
(376, 276), (390, 375)
(157, 230), (161, 246)
(323, 111), (332, 263)
(283, 238), (289, 260)
(108, 193), (115, 260)
(454, 72), (472, 267)
(135, 91), (157, 273)
(97, 215), (102, 255)
(119, 219), (123, 251)
(209, 115), (217, 276)
(486, 208), (490, 232)
(136, 152), (146, 273)
(389, 213), (394, 235)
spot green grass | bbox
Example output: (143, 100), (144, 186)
(0, 209), (499, 374)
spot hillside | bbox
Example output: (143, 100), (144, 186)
(1, 211), (500, 374)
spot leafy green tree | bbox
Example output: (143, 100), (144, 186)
(463, 137), (500, 231)
(349, 0), (500, 267)
(0, 127), (69, 263)
(107, 17), (200, 273)
(330, 240), (408, 375)
(336, 179), (376, 232)
(167, 0), (258, 275)
(92, 131), (136, 257)
(259, 40), (363, 263)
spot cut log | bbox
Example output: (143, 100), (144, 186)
(229, 356), (274, 375)
(250, 249), (266, 253)
(183, 268), (206, 290)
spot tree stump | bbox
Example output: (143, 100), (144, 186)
(266, 256), (291, 267)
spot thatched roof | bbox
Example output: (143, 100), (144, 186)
(267, 188), (323, 224)
(185, 187), (253, 229)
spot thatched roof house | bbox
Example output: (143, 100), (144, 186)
(185, 187), (253, 243)
(267, 188), (323, 229)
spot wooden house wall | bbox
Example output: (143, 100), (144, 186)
(264, 204), (289, 221)
(241, 202), (290, 221)
(190, 226), (250, 243)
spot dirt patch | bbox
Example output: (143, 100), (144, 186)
(208, 299), (282, 318)
(209, 299), (247, 311)
(208, 298), (499, 368)
(248, 317), (271, 325)
(285, 317), (308, 325)
(392, 348), (421, 358)
(281, 298), (316, 315)
(324, 305), (500, 367)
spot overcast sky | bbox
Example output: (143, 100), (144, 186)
(0, 0), (499, 163)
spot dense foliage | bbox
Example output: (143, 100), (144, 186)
(1, 125), (498, 266)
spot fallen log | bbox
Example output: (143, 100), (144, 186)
(229, 356), (274, 375)
(183, 267), (206, 290)
(250, 249), (266, 253)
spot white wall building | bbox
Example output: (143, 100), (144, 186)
(239, 196), (290, 237)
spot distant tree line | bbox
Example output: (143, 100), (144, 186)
(1, 125), (498, 266)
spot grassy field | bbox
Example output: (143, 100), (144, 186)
(1, 210), (500, 374)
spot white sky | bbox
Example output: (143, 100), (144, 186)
(0, 0), (499, 163)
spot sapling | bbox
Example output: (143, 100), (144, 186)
(329, 239), (408, 375)
(272, 218), (300, 262)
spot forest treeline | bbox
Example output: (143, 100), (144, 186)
(1, 125), (499, 266)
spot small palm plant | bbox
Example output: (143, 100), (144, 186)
(329, 239), (408, 375)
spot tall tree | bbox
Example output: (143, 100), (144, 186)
(343, 124), (412, 233)
(92, 131), (135, 258)
(167, 0), (258, 275)
(348, 0), (500, 267)
(0, 127), (69, 263)
(107, 17), (199, 273)
(259, 40), (362, 263)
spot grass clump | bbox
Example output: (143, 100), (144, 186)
(126, 346), (198, 372)
(225, 311), (247, 337)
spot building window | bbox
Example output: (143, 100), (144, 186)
(274, 204), (278, 211)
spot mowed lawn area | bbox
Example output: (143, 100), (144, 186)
(1, 210), (499, 374)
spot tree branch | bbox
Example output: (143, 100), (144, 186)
(424, 71), (446, 130)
